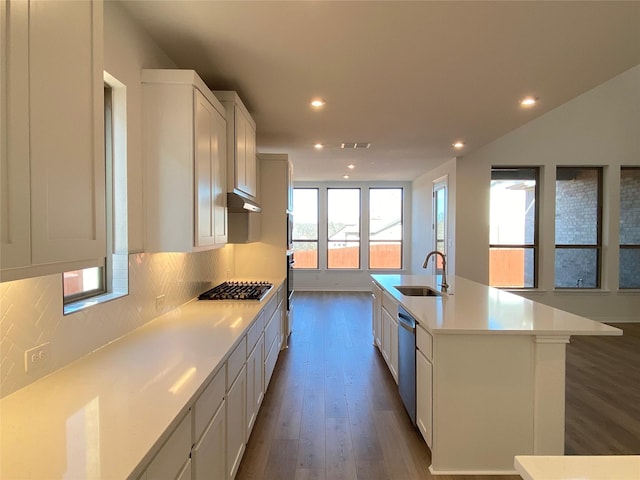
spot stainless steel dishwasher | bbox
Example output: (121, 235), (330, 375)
(398, 306), (416, 425)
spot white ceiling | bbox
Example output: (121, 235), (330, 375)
(120, 1), (640, 182)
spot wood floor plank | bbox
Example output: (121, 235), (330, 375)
(236, 292), (637, 480)
(325, 417), (358, 480)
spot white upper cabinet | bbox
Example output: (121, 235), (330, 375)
(213, 91), (257, 199)
(142, 69), (227, 252)
(1, 0), (106, 282)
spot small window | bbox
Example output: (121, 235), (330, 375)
(620, 167), (640, 289)
(489, 167), (539, 288)
(63, 267), (105, 302)
(369, 188), (403, 269)
(327, 188), (360, 269)
(63, 75), (128, 311)
(555, 167), (602, 288)
(292, 188), (319, 269)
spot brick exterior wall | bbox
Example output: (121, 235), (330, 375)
(620, 168), (640, 288)
(555, 169), (599, 287)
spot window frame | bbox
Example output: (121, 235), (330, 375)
(327, 187), (361, 270)
(619, 166), (640, 289)
(292, 187), (320, 270)
(554, 166), (603, 289)
(292, 183), (408, 272)
(368, 187), (403, 270)
(489, 167), (540, 289)
(63, 74), (129, 313)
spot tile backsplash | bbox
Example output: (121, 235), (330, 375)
(0, 246), (234, 398)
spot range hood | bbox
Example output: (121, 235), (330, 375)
(227, 192), (261, 243)
(227, 192), (262, 213)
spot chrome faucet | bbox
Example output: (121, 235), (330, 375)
(423, 250), (449, 293)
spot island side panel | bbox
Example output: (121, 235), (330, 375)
(533, 335), (569, 455)
(432, 334), (535, 474)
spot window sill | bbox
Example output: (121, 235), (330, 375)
(553, 289), (612, 296)
(64, 290), (128, 315)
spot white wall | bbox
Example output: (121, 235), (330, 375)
(411, 158), (457, 276)
(0, 2), (235, 398)
(454, 64), (640, 322)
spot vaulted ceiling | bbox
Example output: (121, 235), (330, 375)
(121, 1), (640, 181)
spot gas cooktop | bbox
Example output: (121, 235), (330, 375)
(198, 281), (273, 301)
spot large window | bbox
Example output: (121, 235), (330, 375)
(620, 167), (640, 289)
(292, 188), (318, 268)
(555, 167), (602, 288)
(369, 188), (402, 269)
(327, 188), (360, 269)
(293, 185), (405, 270)
(489, 167), (538, 288)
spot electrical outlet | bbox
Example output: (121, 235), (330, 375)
(25, 342), (51, 373)
(156, 294), (166, 311)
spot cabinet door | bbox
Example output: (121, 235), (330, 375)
(246, 334), (264, 440)
(416, 350), (433, 447)
(372, 283), (382, 348)
(1, 0), (31, 270)
(226, 365), (246, 480)
(144, 413), (191, 480)
(176, 460), (191, 480)
(234, 105), (248, 195)
(193, 401), (226, 480)
(244, 119), (256, 197)
(212, 105), (227, 244)
(381, 307), (391, 364)
(194, 88), (216, 248)
(29, 0), (105, 265)
(390, 314), (399, 383)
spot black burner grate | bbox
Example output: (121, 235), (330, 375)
(198, 281), (273, 301)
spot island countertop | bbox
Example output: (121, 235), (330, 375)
(371, 274), (621, 337)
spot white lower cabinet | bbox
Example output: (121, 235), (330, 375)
(381, 306), (398, 383)
(193, 400), (226, 480)
(226, 365), (247, 480)
(246, 333), (265, 440)
(137, 287), (285, 480)
(371, 282), (382, 347)
(177, 460), (192, 480)
(141, 412), (191, 480)
(416, 349), (433, 447)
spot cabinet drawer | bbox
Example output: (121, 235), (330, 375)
(264, 312), (279, 354)
(194, 367), (225, 442)
(382, 291), (398, 315)
(277, 285), (284, 306)
(264, 333), (279, 390)
(227, 337), (246, 389)
(246, 311), (264, 356)
(144, 411), (191, 480)
(263, 293), (278, 324)
(417, 325), (433, 361)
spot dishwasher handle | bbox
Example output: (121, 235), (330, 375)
(398, 307), (416, 331)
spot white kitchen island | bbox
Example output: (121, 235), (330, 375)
(371, 274), (622, 476)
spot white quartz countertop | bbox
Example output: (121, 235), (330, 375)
(0, 278), (284, 480)
(372, 274), (622, 336)
(515, 455), (640, 480)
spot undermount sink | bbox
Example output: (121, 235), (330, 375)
(394, 285), (443, 297)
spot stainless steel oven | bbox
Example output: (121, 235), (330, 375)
(286, 252), (294, 311)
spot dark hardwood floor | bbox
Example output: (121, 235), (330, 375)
(236, 292), (640, 480)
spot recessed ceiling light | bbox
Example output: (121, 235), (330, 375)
(314, 143), (324, 149)
(519, 96), (538, 107)
(343, 174), (350, 179)
(310, 98), (326, 108)
(347, 164), (355, 170)
(452, 141), (465, 149)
